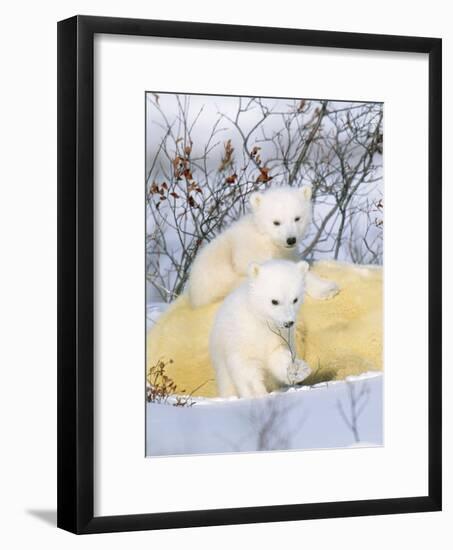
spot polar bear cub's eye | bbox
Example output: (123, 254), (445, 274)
(293, 297), (298, 303)
(295, 216), (301, 222)
(273, 221), (281, 226)
(271, 299), (279, 305)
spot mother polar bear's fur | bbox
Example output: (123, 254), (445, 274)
(186, 185), (339, 308)
(147, 261), (382, 398)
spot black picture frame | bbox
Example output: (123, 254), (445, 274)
(57, 15), (442, 534)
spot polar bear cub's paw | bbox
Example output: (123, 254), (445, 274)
(287, 358), (312, 385)
(305, 271), (340, 300)
(316, 278), (340, 300)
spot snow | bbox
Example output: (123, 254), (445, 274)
(146, 372), (383, 457)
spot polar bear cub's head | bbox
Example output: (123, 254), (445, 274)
(247, 259), (309, 330)
(249, 185), (312, 249)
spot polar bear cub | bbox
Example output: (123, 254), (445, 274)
(187, 185), (338, 308)
(210, 259), (312, 398)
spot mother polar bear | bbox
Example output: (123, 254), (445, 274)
(186, 185), (339, 308)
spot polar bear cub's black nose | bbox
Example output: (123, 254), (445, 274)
(284, 321), (294, 328)
(286, 237), (296, 246)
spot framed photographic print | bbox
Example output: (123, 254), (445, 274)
(57, 15), (442, 534)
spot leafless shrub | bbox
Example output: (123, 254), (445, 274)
(146, 358), (211, 407)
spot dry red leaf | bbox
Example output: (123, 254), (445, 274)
(218, 139), (234, 171)
(182, 168), (193, 180)
(256, 167), (273, 183)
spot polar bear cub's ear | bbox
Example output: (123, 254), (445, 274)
(300, 185), (312, 201)
(248, 262), (261, 279)
(249, 192), (263, 211)
(297, 260), (310, 276)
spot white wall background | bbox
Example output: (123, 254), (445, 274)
(0, 0), (449, 548)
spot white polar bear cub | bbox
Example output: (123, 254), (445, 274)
(187, 185), (338, 308)
(210, 259), (312, 398)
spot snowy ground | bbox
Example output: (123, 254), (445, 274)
(146, 372), (383, 457)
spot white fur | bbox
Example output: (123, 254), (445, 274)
(210, 259), (312, 398)
(187, 185), (339, 307)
